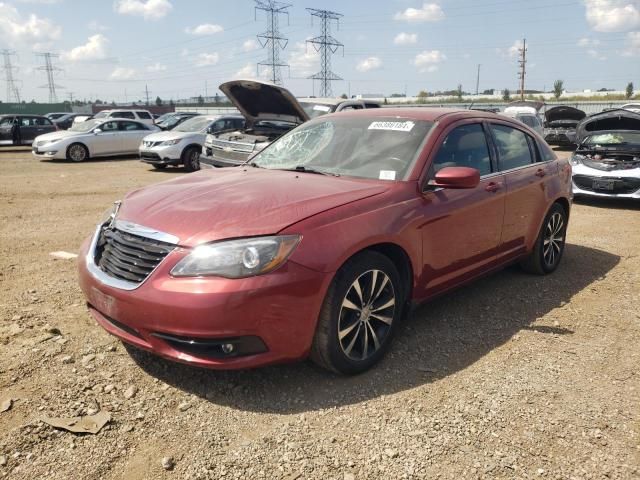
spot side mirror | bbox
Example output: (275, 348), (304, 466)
(431, 166), (480, 189)
(93, 128), (102, 135)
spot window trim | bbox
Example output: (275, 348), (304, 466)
(486, 121), (538, 173)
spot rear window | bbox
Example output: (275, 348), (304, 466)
(36, 117), (53, 126)
(136, 111), (152, 119)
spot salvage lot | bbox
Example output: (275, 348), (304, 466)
(0, 149), (639, 479)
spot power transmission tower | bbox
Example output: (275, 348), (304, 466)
(306, 8), (344, 98)
(35, 52), (63, 103)
(517, 39), (527, 100)
(1, 49), (21, 103)
(254, 0), (291, 85)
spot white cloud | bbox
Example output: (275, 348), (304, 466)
(288, 41), (319, 77)
(577, 37), (601, 46)
(147, 62), (166, 72)
(18, 0), (60, 3)
(242, 38), (260, 52)
(413, 50), (446, 72)
(622, 30), (640, 55)
(394, 32), (418, 45)
(507, 39), (524, 57)
(62, 34), (108, 62)
(88, 20), (109, 32)
(587, 48), (607, 60)
(356, 56), (382, 72)
(394, 3), (445, 23)
(0, 3), (61, 49)
(185, 23), (223, 35)
(114, 0), (172, 21)
(110, 66), (136, 80)
(584, 0), (640, 32)
(195, 52), (219, 67)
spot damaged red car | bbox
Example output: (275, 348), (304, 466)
(78, 108), (572, 374)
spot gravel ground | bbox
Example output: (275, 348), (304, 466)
(0, 148), (638, 480)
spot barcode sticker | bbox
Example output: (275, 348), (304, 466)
(379, 170), (397, 180)
(368, 121), (415, 132)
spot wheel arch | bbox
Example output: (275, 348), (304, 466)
(66, 142), (90, 160)
(181, 143), (203, 158)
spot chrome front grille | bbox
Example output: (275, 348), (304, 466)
(94, 227), (175, 284)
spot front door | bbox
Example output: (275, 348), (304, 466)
(118, 121), (148, 153)
(91, 121), (121, 155)
(418, 121), (506, 297)
(0, 117), (14, 145)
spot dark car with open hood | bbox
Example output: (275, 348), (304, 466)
(543, 106), (586, 146)
(571, 108), (640, 199)
(78, 108), (572, 374)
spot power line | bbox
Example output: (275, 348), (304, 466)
(518, 38), (527, 100)
(1, 49), (21, 103)
(254, 0), (291, 85)
(35, 52), (63, 103)
(306, 8), (344, 97)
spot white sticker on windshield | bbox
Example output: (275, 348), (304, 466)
(313, 105), (331, 112)
(379, 170), (396, 180)
(368, 121), (415, 132)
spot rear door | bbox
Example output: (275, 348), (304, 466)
(118, 121), (149, 152)
(488, 122), (555, 259)
(34, 116), (56, 136)
(418, 121), (506, 296)
(0, 117), (14, 145)
(19, 117), (39, 144)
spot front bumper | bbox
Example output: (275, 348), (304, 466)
(200, 145), (248, 168)
(78, 234), (331, 369)
(572, 163), (640, 199)
(139, 144), (182, 165)
(32, 143), (65, 159)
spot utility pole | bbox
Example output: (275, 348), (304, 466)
(475, 64), (481, 96)
(1, 50), (21, 103)
(35, 52), (63, 103)
(205, 80), (208, 99)
(67, 91), (74, 103)
(518, 38), (527, 100)
(144, 84), (150, 105)
(254, 0), (291, 85)
(306, 8), (344, 97)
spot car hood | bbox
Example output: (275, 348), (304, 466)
(35, 130), (85, 142)
(142, 130), (201, 142)
(576, 109), (640, 143)
(545, 106), (586, 123)
(219, 79), (309, 127)
(117, 168), (389, 247)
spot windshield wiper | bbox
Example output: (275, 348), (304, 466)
(281, 165), (340, 176)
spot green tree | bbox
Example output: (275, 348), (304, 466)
(340, 93), (348, 99)
(502, 88), (511, 102)
(155, 96), (163, 106)
(553, 80), (564, 99)
(626, 82), (634, 99)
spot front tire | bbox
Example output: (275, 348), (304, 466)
(66, 143), (89, 162)
(182, 147), (200, 172)
(311, 251), (404, 375)
(520, 203), (568, 275)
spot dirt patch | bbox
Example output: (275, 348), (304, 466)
(1, 150), (639, 479)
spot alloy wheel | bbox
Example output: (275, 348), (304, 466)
(188, 149), (200, 170)
(69, 145), (86, 162)
(543, 212), (564, 267)
(338, 269), (396, 361)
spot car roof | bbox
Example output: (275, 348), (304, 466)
(329, 107), (499, 122)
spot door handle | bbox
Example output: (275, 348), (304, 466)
(485, 181), (501, 193)
(535, 168), (546, 177)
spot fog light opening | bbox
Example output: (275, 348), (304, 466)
(221, 343), (234, 354)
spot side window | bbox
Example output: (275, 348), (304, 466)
(20, 117), (33, 127)
(210, 120), (225, 131)
(136, 111), (152, 119)
(537, 139), (556, 162)
(490, 124), (534, 171)
(235, 119), (245, 129)
(36, 117), (52, 126)
(101, 121), (119, 132)
(519, 116), (535, 127)
(115, 111), (135, 119)
(339, 104), (363, 111)
(0, 117), (13, 127)
(431, 123), (492, 176)
(119, 121), (142, 131)
(365, 103), (380, 109)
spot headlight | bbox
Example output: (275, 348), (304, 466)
(160, 138), (181, 146)
(171, 235), (301, 278)
(98, 200), (122, 226)
(570, 154), (584, 166)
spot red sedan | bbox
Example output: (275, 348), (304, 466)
(78, 108), (572, 374)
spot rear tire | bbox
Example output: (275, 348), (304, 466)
(310, 251), (404, 375)
(66, 143), (89, 162)
(182, 147), (200, 172)
(520, 202), (568, 275)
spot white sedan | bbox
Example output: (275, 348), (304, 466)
(32, 118), (159, 162)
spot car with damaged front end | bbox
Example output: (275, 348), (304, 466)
(571, 108), (640, 199)
(543, 106), (586, 147)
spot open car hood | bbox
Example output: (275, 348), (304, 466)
(220, 80), (309, 127)
(576, 109), (640, 143)
(545, 106), (586, 123)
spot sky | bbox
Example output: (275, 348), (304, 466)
(0, 0), (639, 103)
